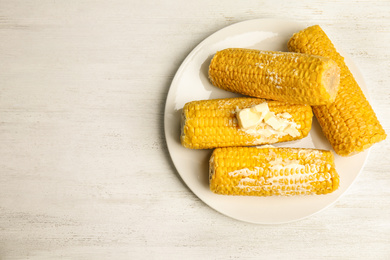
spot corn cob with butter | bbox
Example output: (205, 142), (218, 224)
(181, 97), (313, 149)
(288, 25), (386, 156)
(210, 147), (339, 196)
(208, 48), (340, 105)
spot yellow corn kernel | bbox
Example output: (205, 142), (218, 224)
(288, 25), (386, 156)
(208, 48), (340, 105)
(181, 97), (313, 149)
(209, 147), (339, 196)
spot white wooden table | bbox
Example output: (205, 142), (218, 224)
(1, 1), (389, 259)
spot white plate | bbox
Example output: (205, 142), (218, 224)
(164, 19), (369, 224)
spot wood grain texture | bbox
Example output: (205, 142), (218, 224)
(0, 0), (389, 259)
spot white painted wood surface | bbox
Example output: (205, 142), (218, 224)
(1, 1), (389, 259)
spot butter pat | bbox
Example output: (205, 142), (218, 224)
(236, 102), (300, 139)
(284, 125), (300, 137)
(237, 103), (270, 129)
(237, 108), (263, 129)
(253, 102), (270, 115)
(264, 112), (283, 130)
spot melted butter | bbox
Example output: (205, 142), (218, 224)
(229, 167), (264, 178)
(235, 109), (301, 141)
(228, 157), (329, 196)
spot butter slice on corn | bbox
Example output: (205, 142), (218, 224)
(181, 97), (313, 149)
(208, 48), (340, 105)
(210, 147), (339, 196)
(288, 25), (387, 156)
(237, 102), (299, 136)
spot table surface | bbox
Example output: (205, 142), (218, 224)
(1, 1), (389, 259)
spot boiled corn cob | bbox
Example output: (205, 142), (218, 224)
(208, 48), (340, 105)
(288, 25), (386, 156)
(181, 97), (313, 149)
(209, 146), (339, 196)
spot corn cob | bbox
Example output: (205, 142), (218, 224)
(209, 146), (339, 196)
(288, 25), (387, 156)
(181, 97), (313, 149)
(208, 48), (340, 105)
